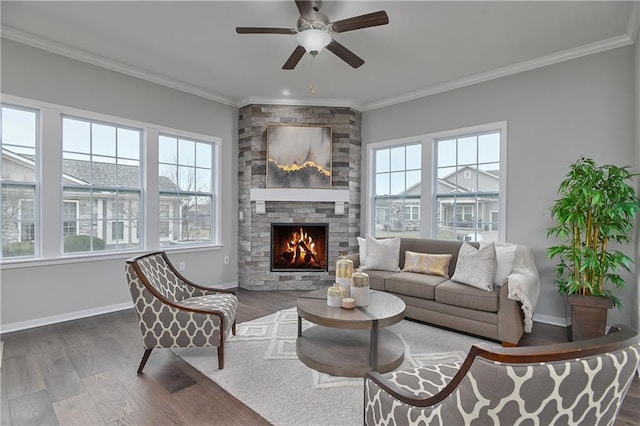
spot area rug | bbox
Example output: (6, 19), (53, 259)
(173, 308), (488, 426)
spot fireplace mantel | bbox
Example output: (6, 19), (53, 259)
(250, 188), (350, 214)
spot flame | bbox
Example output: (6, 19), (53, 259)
(285, 227), (317, 265)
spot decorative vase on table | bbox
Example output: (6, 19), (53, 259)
(351, 271), (370, 307)
(327, 283), (346, 307)
(335, 253), (353, 297)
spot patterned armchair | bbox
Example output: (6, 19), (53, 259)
(365, 325), (639, 425)
(126, 251), (238, 373)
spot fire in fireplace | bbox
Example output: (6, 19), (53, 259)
(271, 224), (328, 272)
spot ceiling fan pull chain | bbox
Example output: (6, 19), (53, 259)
(309, 55), (317, 96)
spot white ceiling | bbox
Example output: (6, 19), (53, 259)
(1, 1), (638, 111)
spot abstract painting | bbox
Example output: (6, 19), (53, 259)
(266, 125), (332, 189)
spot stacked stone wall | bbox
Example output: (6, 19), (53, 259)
(238, 104), (361, 290)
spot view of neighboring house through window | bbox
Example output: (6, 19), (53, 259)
(1, 105), (39, 258)
(159, 134), (214, 246)
(373, 143), (422, 238)
(62, 116), (142, 253)
(434, 130), (501, 242)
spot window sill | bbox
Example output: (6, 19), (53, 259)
(0, 244), (223, 270)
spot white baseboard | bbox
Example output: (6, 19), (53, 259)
(1, 301), (134, 334)
(216, 281), (238, 290)
(0, 281), (239, 334)
(533, 313), (568, 327)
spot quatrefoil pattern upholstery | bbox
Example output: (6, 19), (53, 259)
(126, 251), (237, 371)
(365, 328), (640, 426)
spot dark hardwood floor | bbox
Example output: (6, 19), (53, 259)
(1, 288), (638, 425)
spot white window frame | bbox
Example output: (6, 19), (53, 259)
(0, 94), (223, 267)
(62, 114), (143, 254)
(366, 121), (507, 241)
(1, 104), (40, 258)
(158, 133), (217, 248)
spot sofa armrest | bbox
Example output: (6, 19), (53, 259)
(497, 281), (525, 345)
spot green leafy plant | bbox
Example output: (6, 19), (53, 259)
(546, 157), (640, 308)
(2, 241), (35, 257)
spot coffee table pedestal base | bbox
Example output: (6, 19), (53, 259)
(296, 326), (404, 377)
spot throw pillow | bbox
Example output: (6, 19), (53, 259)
(362, 234), (401, 272)
(402, 251), (453, 278)
(357, 236), (367, 267)
(493, 244), (517, 286)
(451, 242), (496, 291)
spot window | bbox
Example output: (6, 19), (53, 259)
(159, 134), (214, 246)
(434, 129), (502, 242)
(111, 221), (124, 240)
(404, 206), (420, 220)
(1, 96), (222, 264)
(63, 201), (78, 236)
(62, 116), (142, 253)
(1, 105), (39, 258)
(368, 122), (505, 243)
(372, 143), (421, 237)
(19, 200), (35, 241)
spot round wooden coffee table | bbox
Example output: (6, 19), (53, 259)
(296, 288), (406, 377)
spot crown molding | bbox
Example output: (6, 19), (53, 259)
(236, 96), (361, 110)
(361, 33), (635, 111)
(1, 26), (236, 107)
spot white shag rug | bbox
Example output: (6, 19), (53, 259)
(173, 308), (488, 426)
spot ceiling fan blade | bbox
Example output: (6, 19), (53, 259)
(236, 27), (296, 35)
(326, 40), (364, 68)
(282, 45), (307, 70)
(295, 0), (314, 20)
(330, 10), (389, 33)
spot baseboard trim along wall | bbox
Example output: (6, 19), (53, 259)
(1, 281), (239, 333)
(533, 313), (568, 327)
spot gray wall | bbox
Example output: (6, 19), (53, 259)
(362, 46), (637, 326)
(1, 39), (239, 329)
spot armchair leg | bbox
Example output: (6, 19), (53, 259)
(218, 345), (224, 370)
(232, 320), (237, 336)
(137, 348), (153, 374)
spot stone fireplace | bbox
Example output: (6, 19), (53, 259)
(237, 104), (361, 290)
(271, 223), (328, 272)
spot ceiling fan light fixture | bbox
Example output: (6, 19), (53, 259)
(296, 29), (331, 54)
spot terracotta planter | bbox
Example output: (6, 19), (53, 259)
(567, 294), (614, 341)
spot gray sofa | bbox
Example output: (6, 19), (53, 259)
(347, 238), (539, 346)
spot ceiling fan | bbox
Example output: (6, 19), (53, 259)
(236, 0), (389, 70)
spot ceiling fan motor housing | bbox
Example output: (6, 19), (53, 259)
(296, 12), (330, 33)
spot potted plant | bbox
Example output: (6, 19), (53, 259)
(547, 156), (640, 341)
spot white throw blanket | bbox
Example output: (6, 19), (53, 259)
(503, 243), (540, 333)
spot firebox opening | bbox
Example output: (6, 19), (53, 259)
(271, 223), (328, 272)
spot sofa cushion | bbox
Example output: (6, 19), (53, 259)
(435, 280), (499, 312)
(385, 272), (446, 300)
(402, 251), (452, 278)
(360, 269), (397, 291)
(451, 242), (496, 291)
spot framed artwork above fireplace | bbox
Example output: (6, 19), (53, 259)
(266, 125), (332, 189)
